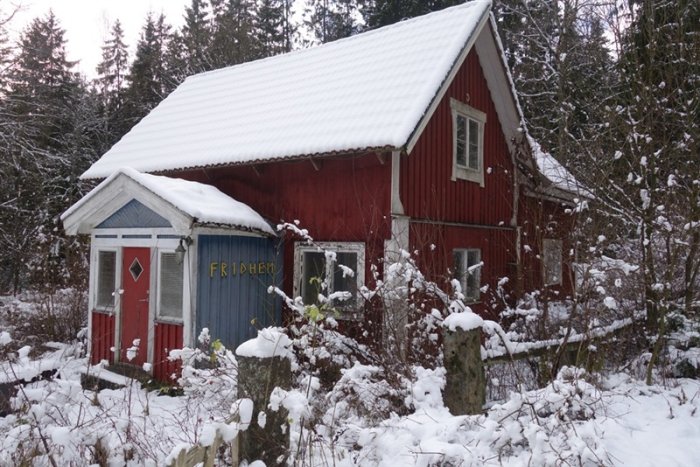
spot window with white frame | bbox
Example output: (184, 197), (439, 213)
(294, 242), (365, 316)
(451, 98), (486, 186)
(543, 239), (563, 286)
(158, 251), (184, 320)
(96, 250), (117, 310)
(453, 248), (482, 303)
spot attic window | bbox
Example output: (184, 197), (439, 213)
(451, 98), (485, 186)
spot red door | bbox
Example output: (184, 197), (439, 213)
(121, 247), (150, 366)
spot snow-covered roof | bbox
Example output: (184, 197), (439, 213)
(81, 0), (491, 179)
(62, 167), (274, 235)
(527, 136), (590, 198)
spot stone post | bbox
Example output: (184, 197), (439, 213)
(236, 329), (293, 465)
(442, 312), (486, 415)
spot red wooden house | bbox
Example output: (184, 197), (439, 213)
(63, 1), (581, 379)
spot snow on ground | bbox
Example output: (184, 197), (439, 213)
(600, 374), (700, 466)
(0, 350), (239, 465)
(303, 367), (700, 467)
(2, 321), (700, 465)
(4, 346), (698, 465)
(0, 342), (77, 384)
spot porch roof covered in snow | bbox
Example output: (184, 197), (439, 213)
(61, 167), (274, 236)
(81, 0), (494, 179)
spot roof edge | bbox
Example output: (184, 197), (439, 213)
(404, 2), (491, 155)
(80, 146), (398, 181)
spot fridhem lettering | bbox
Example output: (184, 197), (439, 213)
(209, 261), (275, 278)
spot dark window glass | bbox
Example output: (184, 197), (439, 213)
(97, 251), (116, 309)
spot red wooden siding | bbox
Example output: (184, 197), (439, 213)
(90, 311), (115, 365)
(178, 154), (393, 295)
(410, 223), (517, 320)
(153, 321), (184, 383)
(402, 50), (515, 226)
(519, 193), (576, 297)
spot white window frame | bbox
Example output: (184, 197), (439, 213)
(293, 242), (365, 319)
(94, 247), (119, 312)
(543, 239), (563, 286)
(451, 98), (486, 187)
(453, 248), (482, 303)
(156, 249), (185, 323)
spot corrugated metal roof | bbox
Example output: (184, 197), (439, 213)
(82, 0), (492, 179)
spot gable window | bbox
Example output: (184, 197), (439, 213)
(294, 242), (365, 318)
(96, 250), (117, 310)
(453, 248), (482, 303)
(543, 239), (563, 286)
(451, 98), (486, 186)
(158, 251), (184, 320)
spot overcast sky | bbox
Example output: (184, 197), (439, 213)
(7, 0), (191, 78)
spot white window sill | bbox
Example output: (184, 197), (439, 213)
(453, 166), (484, 186)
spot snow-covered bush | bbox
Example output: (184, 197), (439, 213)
(1, 288), (87, 346)
(170, 328), (238, 409)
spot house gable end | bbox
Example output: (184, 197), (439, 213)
(405, 14), (521, 162)
(96, 199), (172, 229)
(62, 175), (193, 236)
(401, 46), (515, 226)
(473, 17), (523, 160)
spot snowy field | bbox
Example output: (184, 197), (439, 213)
(0, 340), (699, 466)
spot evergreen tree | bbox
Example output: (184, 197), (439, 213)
(362, 0), (461, 29)
(0, 12), (94, 292)
(304, 0), (361, 44)
(95, 20), (130, 146)
(255, 0), (295, 57)
(492, 0), (613, 171)
(180, 0), (213, 74)
(209, 0), (256, 67)
(8, 11), (80, 150)
(125, 13), (173, 125)
(0, 12), (12, 83)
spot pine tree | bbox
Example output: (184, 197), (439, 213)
(362, 0), (461, 29)
(180, 0), (213, 73)
(95, 20), (130, 146)
(0, 10), (12, 83)
(210, 0), (256, 67)
(8, 11), (80, 150)
(1, 12), (93, 293)
(493, 0), (613, 170)
(254, 0), (295, 57)
(125, 13), (173, 125)
(304, 0), (361, 44)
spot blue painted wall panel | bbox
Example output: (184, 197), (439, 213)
(97, 199), (171, 229)
(196, 235), (282, 351)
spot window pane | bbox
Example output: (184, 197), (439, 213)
(453, 250), (464, 284)
(543, 239), (562, 285)
(456, 115), (467, 167)
(453, 249), (481, 302)
(468, 119), (479, 169)
(466, 250), (481, 301)
(333, 252), (358, 305)
(96, 251), (116, 309)
(302, 251), (326, 305)
(160, 252), (183, 319)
